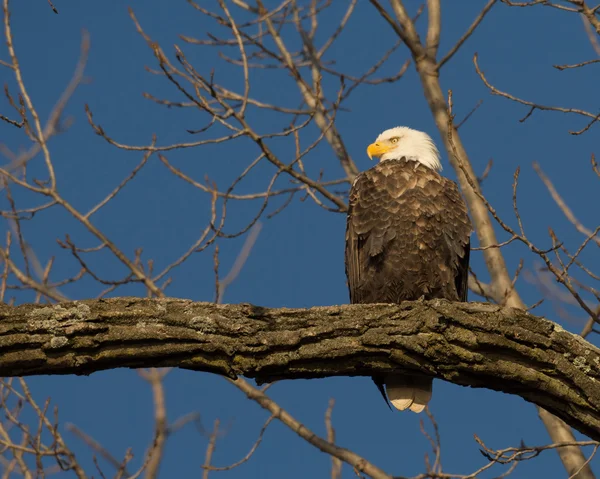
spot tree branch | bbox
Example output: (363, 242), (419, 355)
(0, 298), (599, 441)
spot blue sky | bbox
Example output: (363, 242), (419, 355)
(1, 1), (599, 478)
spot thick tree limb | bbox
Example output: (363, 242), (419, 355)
(0, 298), (599, 440)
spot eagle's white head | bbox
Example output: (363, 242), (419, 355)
(366, 126), (442, 171)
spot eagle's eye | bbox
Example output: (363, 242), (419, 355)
(389, 137), (399, 144)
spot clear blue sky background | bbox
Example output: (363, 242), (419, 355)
(2, 1), (599, 478)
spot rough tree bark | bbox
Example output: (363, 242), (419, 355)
(0, 297), (599, 441)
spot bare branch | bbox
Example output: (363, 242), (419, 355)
(474, 53), (600, 133)
(230, 377), (392, 479)
(437, 0), (497, 69)
(533, 162), (600, 247)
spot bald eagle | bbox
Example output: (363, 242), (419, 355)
(345, 126), (471, 413)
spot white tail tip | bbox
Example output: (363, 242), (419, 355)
(386, 375), (433, 413)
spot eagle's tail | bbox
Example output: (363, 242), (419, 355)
(385, 375), (432, 413)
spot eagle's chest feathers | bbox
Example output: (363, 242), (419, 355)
(374, 162), (440, 209)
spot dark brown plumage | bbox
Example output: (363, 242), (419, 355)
(345, 157), (471, 412)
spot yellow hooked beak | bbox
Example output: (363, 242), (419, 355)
(366, 142), (393, 160)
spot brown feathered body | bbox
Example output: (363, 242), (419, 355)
(345, 158), (471, 412)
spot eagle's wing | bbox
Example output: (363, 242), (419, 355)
(441, 177), (472, 302)
(345, 171), (394, 303)
(345, 176), (363, 304)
